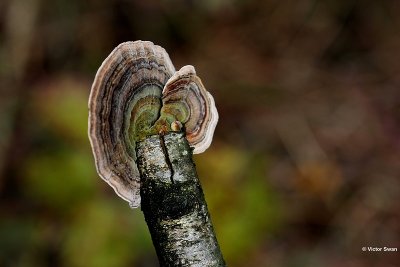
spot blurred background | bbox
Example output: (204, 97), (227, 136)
(1, 0), (399, 266)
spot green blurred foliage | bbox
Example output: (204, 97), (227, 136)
(62, 200), (153, 267)
(197, 147), (282, 264)
(22, 78), (95, 212)
(23, 149), (94, 211)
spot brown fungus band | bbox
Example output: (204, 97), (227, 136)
(88, 41), (218, 207)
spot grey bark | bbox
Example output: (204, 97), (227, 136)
(136, 132), (225, 267)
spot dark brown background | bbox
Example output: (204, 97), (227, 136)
(1, 0), (399, 266)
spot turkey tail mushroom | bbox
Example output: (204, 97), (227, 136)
(88, 41), (218, 207)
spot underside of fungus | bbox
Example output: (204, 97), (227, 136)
(88, 41), (218, 207)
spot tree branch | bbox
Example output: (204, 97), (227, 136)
(136, 132), (225, 266)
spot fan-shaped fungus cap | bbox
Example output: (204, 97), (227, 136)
(88, 41), (175, 207)
(161, 65), (218, 154)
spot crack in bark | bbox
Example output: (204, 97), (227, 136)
(159, 134), (175, 183)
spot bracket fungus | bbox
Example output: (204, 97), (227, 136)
(161, 65), (218, 154)
(88, 41), (218, 207)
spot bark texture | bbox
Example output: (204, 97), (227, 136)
(136, 132), (225, 267)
